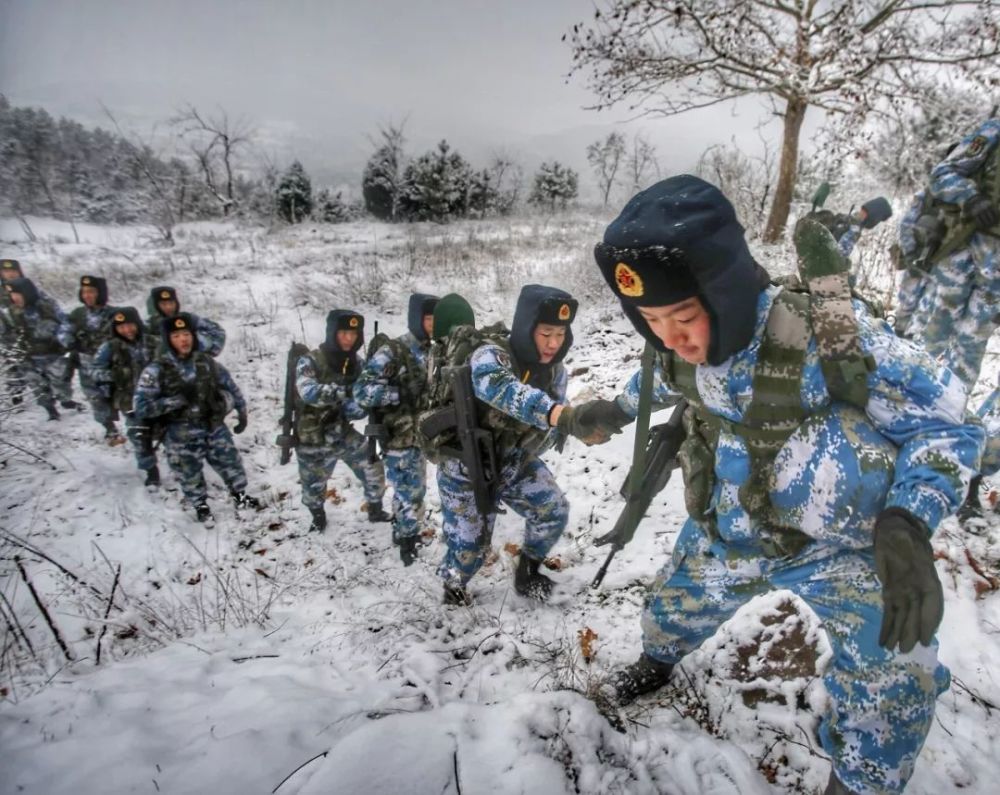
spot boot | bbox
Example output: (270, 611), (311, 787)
(824, 769), (858, 795)
(105, 422), (126, 446)
(443, 582), (472, 606)
(366, 502), (392, 523)
(44, 403), (60, 421)
(195, 503), (213, 523)
(958, 475), (985, 524)
(231, 490), (262, 510)
(513, 553), (554, 600)
(396, 535), (419, 567)
(60, 399), (82, 411)
(308, 506), (327, 533)
(144, 466), (160, 489)
(609, 653), (675, 707)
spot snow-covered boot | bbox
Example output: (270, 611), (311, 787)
(366, 502), (392, 523)
(308, 506), (327, 533)
(609, 653), (674, 706)
(824, 770), (858, 795)
(231, 490), (262, 510)
(397, 535), (419, 567)
(144, 466), (160, 489)
(443, 582), (472, 606)
(44, 403), (60, 421)
(513, 554), (554, 600)
(958, 475), (984, 524)
(195, 503), (213, 523)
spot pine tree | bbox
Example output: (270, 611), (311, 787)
(529, 162), (578, 211)
(362, 123), (406, 221)
(276, 161), (313, 223)
(314, 188), (352, 223)
(399, 140), (472, 222)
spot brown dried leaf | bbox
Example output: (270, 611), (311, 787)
(543, 557), (563, 571)
(503, 542), (521, 557)
(578, 627), (598, 664)
(186, 572), (202, 585)
(254, 568), (270, 579)
(325, 488), (345, 505)
(253, 548), (268, 556)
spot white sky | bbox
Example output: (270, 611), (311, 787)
(0, 0), (796, 191)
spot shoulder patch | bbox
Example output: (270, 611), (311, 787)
(967, 135), (988, 157)
(495, 349), (512, 370)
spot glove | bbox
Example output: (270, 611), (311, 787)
(557, 399), (632, 445)
(873, 508), (944, 653)
(860, 196), (892, 229)
(233, 411), (248, 435)
(963, 194), (1000, 230)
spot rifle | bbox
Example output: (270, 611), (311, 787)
(276, 341), (309, 465)
(420, 364), (499, 546)
(591, 344), (686, 588)
(363, 321), (389, 463)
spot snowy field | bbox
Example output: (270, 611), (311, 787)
(1, 214), (999, 795)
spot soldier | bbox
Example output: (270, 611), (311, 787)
(428, 287), (577, 605)
(295, 309), (390, 533)
(905, 117), (1000, 387)
(145, 286), (226, 358)
(91, 307), (160, 487)
(133, 313), (259, 523)
(804, 184), (893, 258)
(66, 275), (121, 441)
(0, 277), (74, 419)
(560, 176), (983, 795)
(354, 293), (439, 565)
(0, 258), (24, 311)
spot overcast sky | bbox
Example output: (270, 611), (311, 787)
(0, 0), (794, 193)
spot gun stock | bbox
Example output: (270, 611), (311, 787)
(450, 365), (499, 544)
(276, 342), (307, 465)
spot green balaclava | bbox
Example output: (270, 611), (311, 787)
(432, 293), (475, 340)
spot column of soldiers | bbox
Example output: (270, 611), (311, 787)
(2, 133), (995, 792)
(1, 263), (260, 523)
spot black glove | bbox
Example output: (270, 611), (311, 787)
(964, 194), (1000, 230)
(860, 197), (892, 229)
(557, 399), (632, 445)
(233, 411), (248, 435)
(874, 508), (944, 653)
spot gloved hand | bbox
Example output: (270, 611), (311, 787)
(557, 399), (632, 445)
(874, 508), (944, 653)
(963, 194), (1000, 230)
(233, 411), (248, 435)
(860, 197), (893, 229)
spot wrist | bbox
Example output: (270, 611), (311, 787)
(549, 404), (565, 427)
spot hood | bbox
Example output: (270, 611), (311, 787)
(321, 309), (364, 378)
(510, 284), (577, 375)
(5, 276), (39, 307)
(595, 174), (770, 366)
(111, 306), (143, 341)
(79, 275), (108, 307)
(161, 312), (198, 356)
(408, 293), (439, 341)
(148, 286), (179, 318)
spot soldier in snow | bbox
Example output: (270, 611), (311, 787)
(0, 277), (75, 419)
(66, 275), (122, 441)
(294, 309), (390, 533)
(144, 285), (226, 359)
(561, 176), (983, 795)
(91, 307), (161, 487)
(354, 293), (439, 565)
(133, 313), (259, 523)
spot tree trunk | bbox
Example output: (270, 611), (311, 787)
(762, 98), (807, 244)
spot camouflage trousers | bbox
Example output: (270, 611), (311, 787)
(385, 446), (427, 540)
(978, 386), (1000, 477)
(124, 412), (158, 474)
(163, 422), (247, 505)
(15, 354), (71, 409)
(76, 353), (114, 426)
(437, 449), (569, 587)
(296, 425), (385, 512)
(642, 520), (949, 795)
(893, 268), (930, 338)
(908, 236), (1000, 386)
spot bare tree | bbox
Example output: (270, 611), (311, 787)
(587, 131), (626, 206)
(625, 132), (660, 194)
(566, 1), (1000, 242)
(172, 104), (254, 216)
(696, 137), (774, 236)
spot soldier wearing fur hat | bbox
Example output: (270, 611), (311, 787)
(354, 293), (439, 564)
(0, 276), (75, 419)
(295, 309), (390, 533)
(66, 275), (121, 440)
(0, 258), (25, 313)
(92, 307), (161, 487)
(428, 286), (579, 605)
(563, 175), (984, 795)
(144, 286), (226, 359)
(133, 313), (259, 523)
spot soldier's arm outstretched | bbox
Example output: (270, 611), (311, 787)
(468, 343), (556, 429)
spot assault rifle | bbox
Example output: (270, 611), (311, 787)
(419, 364), (499, 546)
(591, 398), (687, 589)
(363, 321), (388, 463)
(276, 341), (309, 465)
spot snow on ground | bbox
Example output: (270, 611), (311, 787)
(1, 215), (999, 795)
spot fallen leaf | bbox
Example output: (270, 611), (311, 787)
(578, 627), (598, 664)
(254, 568), (270, 579)
(186, 572), (202, 585)
(325, 488), (344, 505)
(253, 548), (268, 556)
(543, 557), (563, 571)
(503, 542), (521, 557)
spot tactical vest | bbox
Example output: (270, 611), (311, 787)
(157, 353), (227, 428)
(367, 333), (429, 449)
(9, 300), (64, 356)
(928, 143), (1000, 264)
(665, 283), (875, 556)
(420, 323), (554, 462)
(107, 338), (145, 413)
(296, 347), (356, 446)
(68, 306), (113, 355)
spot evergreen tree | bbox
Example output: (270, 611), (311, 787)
(314, 188), (353, 223)
(362, 123), (406, 221)
(399, 140), (472, 223)
(529, 162), (578, 211)
(276, 160), (313, 223)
